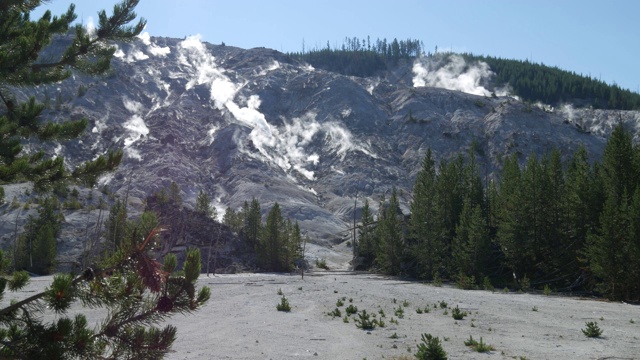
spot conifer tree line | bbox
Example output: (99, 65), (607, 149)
(223, 198), (306, 272)
(289, 37), (424, 77)
(458, 53), (640, 110)
(357, 124), (640, 301)
(289, 36), (640, 110)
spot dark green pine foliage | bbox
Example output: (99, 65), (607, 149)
(460, 53), (640, 110)
(376, 188), (405, 275)
(452, 199), (490, 282)
(587, 124), (639, 299)
(244, 198), (262, 250)
(105, 198), (127, 255)
(260, 202), (284, 271)
(408, 149), (442, 279)
(0, 2), (212, 358)
(434, 155), (466, 277)
(495, 154), (531, 283)
(195, 189), (213, 218)
(257, 202), (299, 272)
(356, 198), (376, 269)
(0, 0), (144, 191)
(564, 146), (599, 280)
(15, 196), (63, 274)
(289, 36), (424, 77)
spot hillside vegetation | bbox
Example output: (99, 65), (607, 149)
(290, 37), (640, 110)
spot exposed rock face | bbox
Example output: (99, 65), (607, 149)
(3, 34), (640, 267)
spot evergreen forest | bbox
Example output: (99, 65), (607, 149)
(289, 37), (640, 110)
(356, 124), (640, 301)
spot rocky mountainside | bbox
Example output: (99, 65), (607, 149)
(3, 34), (640, 268)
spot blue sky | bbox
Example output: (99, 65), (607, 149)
(35, 0), (639, 93)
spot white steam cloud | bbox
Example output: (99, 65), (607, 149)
(138, 32), (171, 56)
(413, 54), (509, 97)
(121, 97), (149, 159)
(177, 35), (375, 180)
(85, 17), (96, 38)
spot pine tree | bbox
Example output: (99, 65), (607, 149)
(261, 202), (286, 271)
(377, 188), (404, 275)
(587, 124), (638, 299)
(195, 189), (213, 218)
(495, 154), (530, 283)
(168, 181), (182, 205)
(15, 196), (62, 274)
(452, 199), (490, 280)
(409, 149), (442, 279)
(245, 198), (262, 249)
(0, 2), (210, 357)
(0, 0), (139, 191)
(356, 198), (376, 269)
(105, 198), (127, 255)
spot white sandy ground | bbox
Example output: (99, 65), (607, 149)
(6, 272), (639, 360)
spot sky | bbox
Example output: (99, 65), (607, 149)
(34, 0), (640, 93)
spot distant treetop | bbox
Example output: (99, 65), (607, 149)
(289, 36), (640, 110)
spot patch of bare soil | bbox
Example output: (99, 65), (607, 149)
(164, 272), (639, 359)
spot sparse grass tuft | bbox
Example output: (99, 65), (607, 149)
(328, 308), (341, 317)
(439, 300), (448, 309)
(336, 298), (344, 307)
(277, 288), (283, 296)
(395, 306), (405, 319)
(465, 336), (495, 352)
(543, 284), (552, 296)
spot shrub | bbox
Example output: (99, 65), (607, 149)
(474, 338), (495, 352)
(464, 336), (495, 352)
(543, 284), (552, 296)
(482, 276), (494, 291)
(355, 310), (377, 330)
(315, 258), (329, 270)
(328, 308), (341, 317)
(433, 272), (443, 287)
(402, 299), (410, 307)
(277, 288), (283, 295)
(276, 296), (291, 312)
(345, 304), (358, 315)
(582, 321), (603, 338)
(519, 275), (530, 291)
(439, 301), (448, 309)
(336, 298), (344, 307)
(395, 306), (405, 318)
(451, 305), (467, 320)
(416, 308), (423, 314)
(456, 272), (477, 290)
(415, 333), (447, 360)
